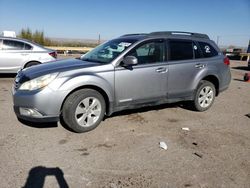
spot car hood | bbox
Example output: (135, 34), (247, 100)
(22, 58), (100, 79)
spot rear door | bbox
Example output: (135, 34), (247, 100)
(114, 39), (168, 106)
(0, 39), (30, 72)
(167, 39), (204, 99)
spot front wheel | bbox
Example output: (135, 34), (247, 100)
(62, 89), (106, 133)
(192, 80), (216, 111)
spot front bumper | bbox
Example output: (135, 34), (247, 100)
(14, 106), (59, 122)
(12, 85), (69, 123)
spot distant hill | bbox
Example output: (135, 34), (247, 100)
(49, 37), (106, 44)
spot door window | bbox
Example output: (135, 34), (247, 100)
(169, 40), (193, 61)
(2, 40), (25, 50)
(126, 40), (165, 64)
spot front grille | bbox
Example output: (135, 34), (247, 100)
(14, 80), (21, 89)
(14, 81), (19, 89)
(13, 70), (30, 90)
(14, 70), (22, 89)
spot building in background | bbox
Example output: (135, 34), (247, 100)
(1, 31), (16, 37)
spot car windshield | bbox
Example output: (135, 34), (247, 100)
(80, 38), (137, 64)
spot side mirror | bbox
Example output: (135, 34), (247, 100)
(123, 56), (138, 66)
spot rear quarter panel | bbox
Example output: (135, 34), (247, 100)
(168, 55), (227, 100)
(191, 55), (231, 94)
(22, 52), (56, 68)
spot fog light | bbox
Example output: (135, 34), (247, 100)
(19, 108), (43, 117)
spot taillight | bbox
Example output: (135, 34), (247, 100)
(49, 51), (57, 59)
(224, 57), (230, 65)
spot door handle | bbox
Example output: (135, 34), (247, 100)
(195, 63), (206, 69)
(21, 53), (29, 56)
(156, 67), (167, 73)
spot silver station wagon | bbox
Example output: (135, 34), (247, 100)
(12, 31), (231, 133)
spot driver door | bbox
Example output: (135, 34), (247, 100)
(114, 39), (168, 107)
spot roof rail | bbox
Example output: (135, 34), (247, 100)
(149, 31), (209, 39)
(120, 33), (147, 37)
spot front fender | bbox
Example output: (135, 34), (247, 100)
(57, 74), (114, 102)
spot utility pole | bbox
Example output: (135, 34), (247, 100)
(216, 36), (220, 46)
(98, 34), (101, 44)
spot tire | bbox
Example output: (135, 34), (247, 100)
(25, 61), (40, 68)
(62, 89), (106, 133)
(192, 80), (216, 111)
(244, 73), (249, 81)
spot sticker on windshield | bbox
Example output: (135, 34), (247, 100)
(204, 45), (211, 53)
(119, 42), (132, 47)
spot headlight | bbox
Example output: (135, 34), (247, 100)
(19, 73), (58, 91)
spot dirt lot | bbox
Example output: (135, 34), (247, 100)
(0, 60), (249, 188)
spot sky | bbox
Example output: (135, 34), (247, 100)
(0, 0), (249, 47)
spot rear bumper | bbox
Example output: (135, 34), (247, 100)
(218, 67), (231, 94)
(219, 85), (229, 93)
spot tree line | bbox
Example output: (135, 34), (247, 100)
(18, 28), (97, 47)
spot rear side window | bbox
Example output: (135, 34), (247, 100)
(193, 42), (202, 59)
(3, 40), (25, 50)
(198, 42), (218, 58)
(169, 40), (193, 61)
(24, 43), (32, 50)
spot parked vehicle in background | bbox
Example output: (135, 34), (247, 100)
(12, 31), (231, 133)
(0, 37), (57, 73)
(224, 48), (242, 60)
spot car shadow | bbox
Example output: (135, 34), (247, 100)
(233, 78), (245, 82)
(231, 66), (250, 71)
(18, 102), (193, 133)
(0, 73), (16, 78)
(18, 118), (58, 129)
(59, 115), (76, 133)
(106, 102), (192, 119)
(23, 166), (69, 188)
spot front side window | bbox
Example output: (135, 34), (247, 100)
(126, 40), (165, 64)
(198, 42), (218, 58)
(169, 40), (193, 61)
(3, 40), (24, 50)
(80, 38), (137, 64)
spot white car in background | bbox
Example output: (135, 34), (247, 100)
(0, 37), (57, 73)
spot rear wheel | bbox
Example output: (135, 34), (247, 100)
(192, 80), (215, 111)
(25, 61), (40, 68)
(62, 89), (106, 133)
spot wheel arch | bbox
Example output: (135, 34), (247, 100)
(60, 85), (111, 116)
(23, 60), (41, 68)
(201, 75), (219, 96)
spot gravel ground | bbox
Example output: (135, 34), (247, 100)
(0, 60), (249, 188)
